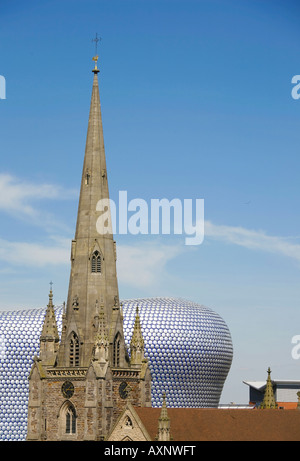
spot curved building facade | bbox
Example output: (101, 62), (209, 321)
(0, 297), (233, 441)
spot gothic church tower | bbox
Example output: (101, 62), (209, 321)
(26, 57), (151, 441)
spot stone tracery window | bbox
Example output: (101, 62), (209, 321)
(91, 251), (101, 273)
(66, 404), (77, 434)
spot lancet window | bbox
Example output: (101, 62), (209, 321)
(91, 251), (101, 273)
(69, 332), (80, 367)
(65, 403), (76, 434)
(113, 333), (121, 367)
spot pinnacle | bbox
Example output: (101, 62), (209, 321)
(130, 305), (144, 348)
(40, 289), (59, 342)
(260, 367), (277, 409)
(159, 393), (170, 421)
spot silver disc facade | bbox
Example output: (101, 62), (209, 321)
(0, 297), (233, 440)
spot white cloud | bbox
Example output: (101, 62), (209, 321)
(2, 173), (299, 266)
(0, 235), (183, 289)
(116, 242), (183, 288)
(0, 202), (299, 283)
(0, 173), (77, 218)
(205, 220), (300, 263)
(0, 236), (70, 267)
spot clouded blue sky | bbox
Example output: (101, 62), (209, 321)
(1, 0), (300, 404)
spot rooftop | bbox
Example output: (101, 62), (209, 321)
(134, 407), (300, 441)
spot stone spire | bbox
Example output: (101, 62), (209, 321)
(156, 393), (171, 441)
(260, 367), (277, 409)
(39, 288), (59, 365)
(57, 56), (127, 368)
(130, 305), (145, 366)
(26, 56), (152, 442)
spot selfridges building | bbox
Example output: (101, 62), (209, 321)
(0, 297), (233, 441)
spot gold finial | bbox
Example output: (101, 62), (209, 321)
(92, 55), (99, 70)
(92, 55), (99, 74)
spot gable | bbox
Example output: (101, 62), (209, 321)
(107, 404), (152, 441)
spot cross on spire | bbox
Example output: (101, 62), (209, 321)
(92, 33), (101, 56)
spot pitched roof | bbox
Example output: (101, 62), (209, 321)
(134, 407), (300, 441)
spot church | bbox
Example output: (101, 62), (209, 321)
(26, 56), (151, 441)
(24, 55), (300, 442)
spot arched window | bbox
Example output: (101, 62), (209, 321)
(125, 416), (133, 427)
(66, 405), (77, 434)
(59, 402), (77, 436)
(113, 333), (121, 367)
(91, 251), (101, 273)
(69, 332), (79, 367)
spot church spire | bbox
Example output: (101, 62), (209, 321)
(27, 56), (152, 442)
(57, 56), (126, 369)
(260, 367), (277, 409)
